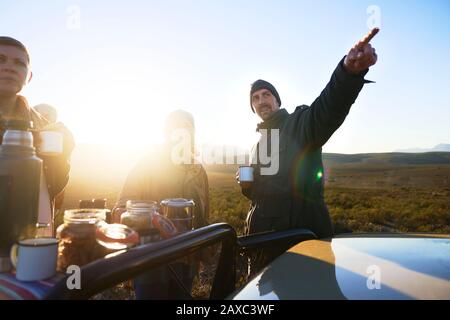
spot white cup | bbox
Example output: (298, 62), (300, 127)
(239, 166), (254, 188)
(39, 131), (63, 156)
(10, 238), (59, 281)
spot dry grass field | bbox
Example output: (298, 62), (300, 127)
(204, 164), (450, 234)
(63, 157), (450, 235)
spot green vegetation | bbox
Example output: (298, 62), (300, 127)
(205, 165), (450, 235)
(63, 163), (450, 235)
(327, 187), (449, 233)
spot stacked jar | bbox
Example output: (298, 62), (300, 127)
(56, 209), (107, 272)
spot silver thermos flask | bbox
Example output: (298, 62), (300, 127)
(0, 120), (42, 271)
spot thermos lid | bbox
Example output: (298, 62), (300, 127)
(160, 198), (195, 208)
(1, 120), (34, 147)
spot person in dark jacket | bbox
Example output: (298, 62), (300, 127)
(238, 28), (379, 273)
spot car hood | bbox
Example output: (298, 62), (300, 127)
(230, 233), (450, 300)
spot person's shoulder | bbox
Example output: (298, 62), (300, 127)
(30, 109), (49, 129)
(197, 164), (208, 178)
(16, 96), (49, 129)
(293, 105), (310, 113)
(287, 105), (310, 120)
(187, 163), (209, 184)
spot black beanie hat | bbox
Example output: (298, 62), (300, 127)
(250, 79), (281, 113)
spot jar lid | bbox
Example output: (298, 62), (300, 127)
(151, 212), (178, 239)
(96, 223), (139, 250)
(126, 200), (158, 210)
(64, 209), (107, 224)
(160, 198), (195, 208)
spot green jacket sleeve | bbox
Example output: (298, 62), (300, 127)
(295, 56), (372, 149)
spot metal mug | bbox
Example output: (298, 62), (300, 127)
(239, 166), (254, 189)
(10, 238), (59, 281)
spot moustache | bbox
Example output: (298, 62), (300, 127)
(257, 104), (272, 110)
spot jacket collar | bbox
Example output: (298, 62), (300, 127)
(256, 108), (289, 132)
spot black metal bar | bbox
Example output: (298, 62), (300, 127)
(167, 263), (193, 299)
(44, 223), (237, 300)
(44, 225), (315, 300)
(237, 228), (317, 252)
(210, 228), (236, 299)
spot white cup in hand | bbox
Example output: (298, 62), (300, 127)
(39, 131), (63, 156)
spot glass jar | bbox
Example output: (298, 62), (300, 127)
(56, 209), (106, 272)
(120, 200), (157, 235)
(139, 228), (161, 245)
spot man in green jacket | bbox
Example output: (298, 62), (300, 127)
(238, 28), (379, 270)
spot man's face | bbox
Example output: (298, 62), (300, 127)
(251, 88), (280, 121)
(0, 45), (29, 96)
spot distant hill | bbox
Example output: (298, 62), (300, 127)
(395, 144), (450, 153)
(202, 152), (450, 174)
(322, 152), (450, 166)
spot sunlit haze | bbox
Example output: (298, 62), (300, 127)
(2, 0), (449, 153)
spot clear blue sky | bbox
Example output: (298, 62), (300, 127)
(1, 0), (449, 153)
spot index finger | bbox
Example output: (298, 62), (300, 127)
(357, 27), (379, 48)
